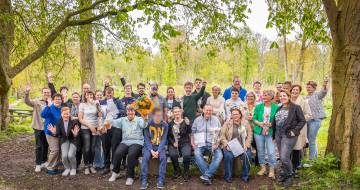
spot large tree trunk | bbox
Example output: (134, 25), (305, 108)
(0, 0), (14, 131)
(79, 0), (96, 91)
(325, 0), (360, 170)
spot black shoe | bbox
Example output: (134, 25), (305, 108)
(200, 175), (212, 185)
(173, 169), (181, 179)
(183, 171), (190, 182)
(282, 177), (293, 188)
(225, 178), (232, 183)
(101, 167), (110, 175)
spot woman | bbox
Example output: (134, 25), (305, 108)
(166, 87), (181, 122)
(305, 79), (328, 161)
(290, 85), (312, 171)
(243, 91), (258, 165)
(70, 92), (83, 169)
(93, 90), (105, 170)
(220, 107), (253, 183)
(167, 106), (192, 181)
(78, 91), (103, 175)
(252, 90), (278, 179)
(273, 90), (306, 187)
(206, 85), (226, 124)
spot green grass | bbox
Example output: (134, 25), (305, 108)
(0, 120), (33, 142)
(317, 99), (332, 156)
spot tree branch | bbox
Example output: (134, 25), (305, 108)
(66, 0), (110, 19)
(322, 0), (338, 39)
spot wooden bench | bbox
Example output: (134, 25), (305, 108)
(8, 108), (33, 124)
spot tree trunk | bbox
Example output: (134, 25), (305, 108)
(325, 0), (360, 170)
(0, 0), (14, 131)
(283, 35), (289, 80)
(79, 0), (96, 91)
(294, 36), (307, 83)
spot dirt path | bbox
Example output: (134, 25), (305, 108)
(0, 134), (275, 190)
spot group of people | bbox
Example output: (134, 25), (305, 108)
(24, 73), (328, 189)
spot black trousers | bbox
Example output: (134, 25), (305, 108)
(291, 150), (302, 171)
(168, 144), (192, 172)
(81, 129), (97, 166)
(112, 143), (142, 178)
(101, 129), (112, 169)
(76, 130), (83, 167)
(34, 129), (48, 165)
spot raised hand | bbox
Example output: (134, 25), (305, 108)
(47, 97), (53, 106)
(47, 72), (53, 83)
(48, 124), (56, 135)
(25, 84), (31, 93)
(202, 80), (207, 87)
(71, 125), (80, 136)
(104, 79), (110, 86)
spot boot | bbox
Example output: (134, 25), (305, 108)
(268, 167), (275, 179)
(257, 165), (267, 176)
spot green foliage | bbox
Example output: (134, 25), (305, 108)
(0, 121), (32, 142)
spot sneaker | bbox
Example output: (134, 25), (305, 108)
(90, 167), (97, 174)
(303, 163), (312, 168)
(70, 169), (76, 176)
(200, 175), (211, 185)
(140, 181), (148, 190)
(47, 169), (63, 175)
(108, 172), (120, 182)
(35, 165), (42, 173)
(62, 169), (71, 176)
(125, 178), (134, 186)
(84, 168), (90, 175)
(157, 181), (165, 189)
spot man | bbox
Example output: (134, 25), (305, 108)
(191, 104), (223, 185)
(99, 87), (126, 175)
(46, 72), (72, 107)
(223, 76), (247, 101)
(108, 105), (147, 186)
(253, 81), (263, 104)
(182, 81), (206, 123)
(282, 81), (292, 92)
(276, 82), (283, 92)
(121, 84), (136, 108)
(224, 88), (244, 121)
(141, 108), (169, 189)
(149, 83), (167, 121)
(24, 85), (50, 172)
(193, 78), (211, 116)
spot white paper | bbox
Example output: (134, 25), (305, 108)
(194, 132), (206, 147)
(227, 138), (245, 157)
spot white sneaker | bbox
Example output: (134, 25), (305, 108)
(84, 168), (90, 175)
(108, 172), (120, 182)
(62, 169), (71, 176)
(70, 169), (76, 176)
(303, 163), (313, 168)
(125, 178), (134, 186)
(90, 167), (97, 174)
(41, 162), (49, 168)
(35, 165), (42, 173)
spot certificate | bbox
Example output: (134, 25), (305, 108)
(227, 138), (245, 157)
(194, 132), (206, 147)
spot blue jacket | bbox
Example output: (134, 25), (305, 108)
(144, 120), (168, 153)
(99, 98), (126, 119)
(223, 86), (247, 101)
(41, 104), (62, 136)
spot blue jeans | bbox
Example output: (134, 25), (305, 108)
(141, 148), (167, 184)
(194, 146), (223, 178)
(254, 134), (277, 167)
(223, 149), (251, 181)
(93, 135), (104, 168)
(307, 119), (322, 160)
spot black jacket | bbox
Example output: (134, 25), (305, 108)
(167, 120), (192, 147)
(192, 90), (211, 109)
(55, 119), (80, 145)
(272, 102), (306, 139)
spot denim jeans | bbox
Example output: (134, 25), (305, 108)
(94, 135), (104, 168)
(81, 129), (97, 167)
(61, 140), (77, 169)
(194, 146), (223, 178)
(168, 144), (192, 173)
(34, 129), (48, 165)
(276, 135), (298, 177)
(141, 148), (167, 184)
(307, 119), (322, 160)
(223, 149), (251, 181)
(254, 134), (277, 167)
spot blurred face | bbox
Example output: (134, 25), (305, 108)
(137, 85), (145, 95)
(96, 92), (103, 100)
(150, 86), (158, 96)
(263, 93), (272, 103)
(254, 83), (261, 92)
(105, 90), (114, 99)
(276, 84), (282, 92)
(203, 105), (213, 119)
(61, 110), (70, 121)
(291, 86), (301, 98)
(42, 88), (51, 100)
(231, 110), (241, 121)
(125, 86), (132, 95)
(280, 92), (290, 104)
(85, 92), (94, 102)
(184, 85), (193, 94)
(53, 96), (62, 107)
(153, 111), (162, 123)
(231, 91), (239, 100)
(83, 84), (90, 93)
(306, 85), (315, 94)
(246, 93), (255, 104)
(212, 87), (220, 97)
(127, 109), (135, 120)
(233, 78), (241, 89)
(283, 84), (291, 91)
(72, 94), (80, 104)
(173, 107), (181, 119)
(194, 80), (202, 90)
(60, 89), (68, 98)
(167, 88), (175, 99)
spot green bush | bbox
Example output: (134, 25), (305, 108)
(311, 154), (340, 173)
